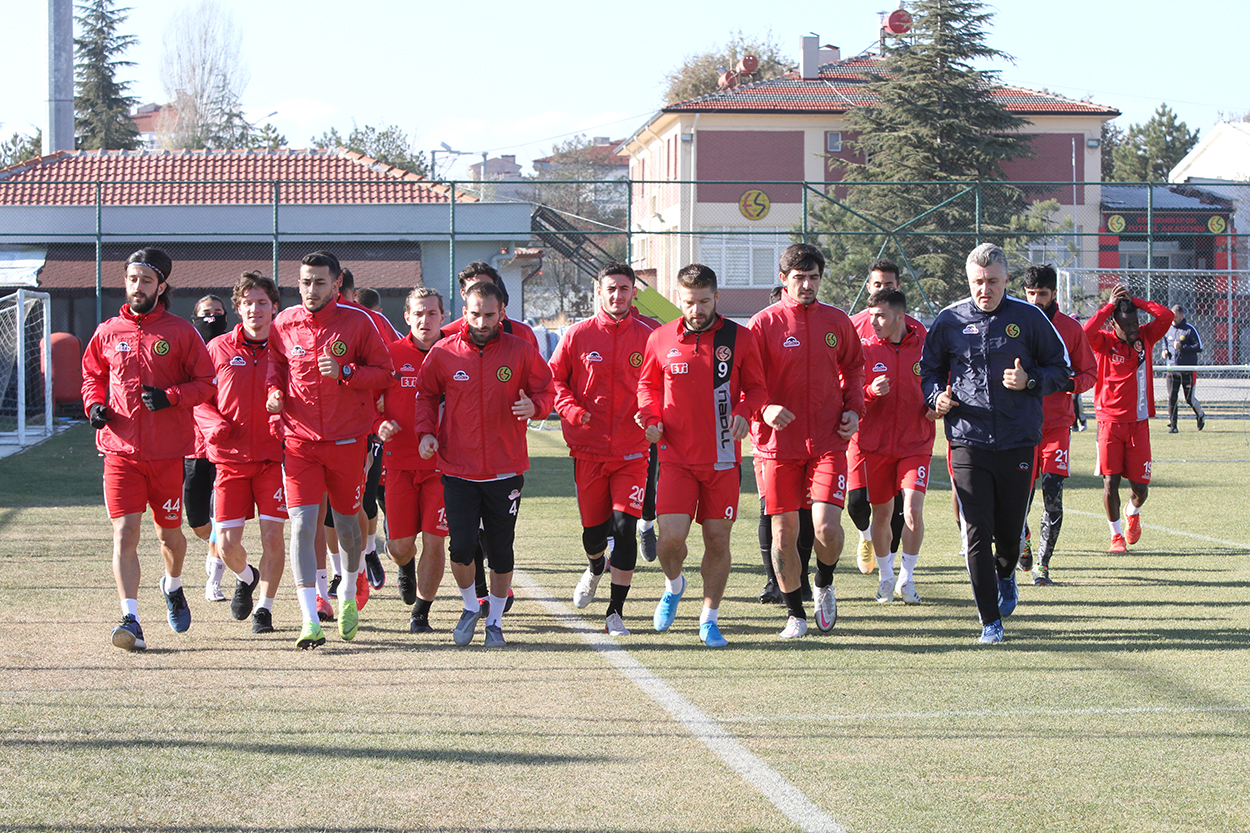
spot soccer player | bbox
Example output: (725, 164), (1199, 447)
(1020, 265), (1097, 584)
(638, 263), (767, 647)
(1083, 285), (1173, 553)
(376, 287), (449, 634)
(847, 259), (924, 575)
(749, 244), (863, 638)
(855, 288), (936, 606)
(1160, 304), (1206, 433)
(413, 280), (555, 647)
(194, 272), (288, 633)
(920, 243), (1070, 644)
(549, 262), (654, 636)
(187, 294), (229, 602)
(628, 304), (662, 564)
(266, 251), (394, 649)
(81, 248), (216, 651)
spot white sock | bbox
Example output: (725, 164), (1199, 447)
(315, 569), (329, 600)
(700, 605), (718, 625)
(296, 586), (318, 623)
(341, 568), (359, 604)
(235, 565), (254, 585)
(163, 573), (182, 592)
(638, 518), (654, 533)
(485, 594), (506, 627)
(205, 553), (223, 579)
(877, 552), (896, 583)
(899, 552), (918, 584)
(665, 574), (685, 595)
(1125, 503), (1140, 517)
(859, 529), (870, 542)
(1110, 519), (1123, 536)
(459, 585), (481, 612)
(365, 533), (376, 553)
(122, 598), (139, 619)
(258, 596), (274, 612)
(328, 549), (342, 576)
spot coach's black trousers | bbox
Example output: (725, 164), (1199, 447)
(950, 443), (1034, 625)
(444, 474), (523, 575)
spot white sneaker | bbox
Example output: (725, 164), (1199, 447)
(572, 566), (603, 609)
(204, 578), (226, 602)
(605, 612), (630, 636)
(814, 584), (837, 632)
(894, 580), (922, 605)
(875, 579), (894, 603)
(779, 616), (808, 639)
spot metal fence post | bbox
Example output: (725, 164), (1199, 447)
(974, 181), (982, 245)
(94, 182), (102, 326)
(272, 181), (280, 286)
(802, 183), (809, 244)
(1146, 183), (1154, 301)
(626, 179), (632, 264)
(449, 186), (457, 317)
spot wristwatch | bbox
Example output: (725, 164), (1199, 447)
(1026, 377), (1036, 390)
(340, 363), (353, 382)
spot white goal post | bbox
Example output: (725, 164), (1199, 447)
(0, 289), (53, 448)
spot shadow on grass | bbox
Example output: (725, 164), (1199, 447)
(0, 829), (714, 833)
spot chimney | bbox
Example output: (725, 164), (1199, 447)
(594, 136), (610, 146)
(46, 0), (75, 153)
(820, 44), (841, 64)
(800, 34), (820, 80)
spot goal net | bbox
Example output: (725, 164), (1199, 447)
(0, 290), (53, 447)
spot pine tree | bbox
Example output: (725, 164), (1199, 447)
(809, 0), (1032, 309)
(1110, 103), (1199, 182)
(74, 0), (141, 151)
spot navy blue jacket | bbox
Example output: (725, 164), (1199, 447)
(920, 295), (1071, 451)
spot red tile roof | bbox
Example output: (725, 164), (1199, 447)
(663, 56), (1119, 117)
(0, 148), (470, 206)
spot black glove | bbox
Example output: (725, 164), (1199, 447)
(141, 385), (172, 411)
(88, 403), (111, 430)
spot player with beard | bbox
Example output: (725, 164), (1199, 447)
(187, 295), (230, 603)
(82, 248), (216, 651)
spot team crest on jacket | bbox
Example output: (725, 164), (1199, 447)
(496, 366), (513, 382)
(230, 356), (247, 366)
(401, 362), (414, 372)
(587, 351), (604, 362)
(783, 336), (800, 348)
(115, 341), (132, 353)
(824, 333), (837, 348)
(912, 361), (921, 376)
(453, 370), (470, 381)
(292, 345), (307, 357)
(153, 340), (170, 356)
(330, 340), (348, 357)
(715, 345), (732, 362)
(667, 348), (681, 358)
(962, 324), (978, 335)
(629, 352), (643, 368)
(1005, 323), (1021, 338)
(872, 362), (888, 372)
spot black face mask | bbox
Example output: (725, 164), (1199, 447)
(195, 313), (228, 341)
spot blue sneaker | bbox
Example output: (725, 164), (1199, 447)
(653, 575), (685, 632)
(700, 620), (728, 648)
(161, 578), (192, 633)
(978, 620), (1004, 644)
(111, 614), (147, 651)
(997, 572), (1019, 617)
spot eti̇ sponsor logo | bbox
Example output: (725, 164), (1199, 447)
(400, 377), (418, 387)
(330, 340), (348, 357)
(1005, 323), (1021, 338)
(587, 351), (604, 362)
(962, 324), (979, 335)
(292, 345), (307, 357)
(715, 345), (732, 362)
(1111, 354), (1125, 364)
(669, 362), (689, 375)
(400, 362), (415, 372)
(230, 356), (247, 367)
(453, 370), (470, 381)
(872, 362), (888, 372)
(508, 489), (521, 500)
(496, 366), (513, 382)
(783, 336), (801, 348)
(667, 348), (681, 358)
(115, 341), (132, 353)
(153, 340), (170, 356)
(629, 352), (643, 368)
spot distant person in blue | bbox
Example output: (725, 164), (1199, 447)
(1160, 304), (1205, 433)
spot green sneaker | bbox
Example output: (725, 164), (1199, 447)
(339, 598), (359, 641)
(295, 620), (325, 650)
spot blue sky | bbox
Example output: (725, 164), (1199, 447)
(3, 0), (1244, 177)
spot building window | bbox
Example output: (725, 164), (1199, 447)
(696, 227), (789, 288)
(825, 132), (842, 153)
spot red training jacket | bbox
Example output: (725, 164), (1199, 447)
(266, 300), (394, 443)
(851, 307), (926, 341)
(413, 328), (555, 481)
(853, 322), (935, 459)
(748, 293), (866, 459)
(1084, 298), (1173, 422)
(1043, 308), (1097, 431)
(381, 332), (442, 472)
(549, 308), (651, 461)
(194, 324), (283, 466)
(81, 304), (215, 461)
(637, 314), (767, 470)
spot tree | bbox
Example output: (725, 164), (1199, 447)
(247, 123), (287, 150)
(311, 124), (428, 177)
(1110, 103), (1199, 182)
(158, 0), (250, 149)
(1, 129), (44, 167)
(661, 30), (790, 105)
(808, 0), (1033, 309)
(1100, 121), (1124, 182)
(73, 0), (141, 151)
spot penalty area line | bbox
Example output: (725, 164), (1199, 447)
(512, 569), (845, 833)
(722, 704), (1250, 724)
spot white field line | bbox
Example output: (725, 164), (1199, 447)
(721, 704), (1250, 724)
(513, 570), (845, 833)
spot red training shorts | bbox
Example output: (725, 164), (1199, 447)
(215, 459), (287, 526)
(282, 435), (368, 514)
(1035, 424), (1073, 477)
(573, 456), (648, 527)
(657, 463), (741, 523)
(758, 453), (849, 514)
(103, 454), (184, 527)
(845, 442), (867, 492)
(1097, 419), (1152, 483)
(863, 453), (931, 505)
(384, 466), (448, 539)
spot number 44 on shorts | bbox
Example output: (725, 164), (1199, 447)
(162, 497), (181, 522)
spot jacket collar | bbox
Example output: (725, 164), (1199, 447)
(118, 303), (166, 326)
(677, 313), (724, 340)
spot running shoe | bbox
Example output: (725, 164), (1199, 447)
(316, 595), (335, 622)
(1032, 566), (1052, 586)
(204, 578), (226, 603)
(875, 578), (894, 604)
(397, 559), (417, 605)
(356, 571), (370, 611)
(251, 607), (274, 634)
(814, 583), (837, 632)
(894, 580), (923, 605)
(295, 619), (325, 650)
(1197, 414), (1205, 431)
(758, 579), (782, 605)
(572, 565), (604, 609)
(483, 624), (506, 647)
(477, 596), (490, 619)
(1019, 535), (1033, 572)
(327, 573), (341, 599)
(779, 616), (807, 639)
(161, 578), (191, 633)
(503, 588), (515, 613)
(111, 614), (146, 651)
(639, 521), (657, 563)
(605, 612), (630, 637)
(1126, 514), (1142, 545)
(364, 550), (386, 590)
(230, 566), (259, 621)
(453, 608), (481, 646)
(700, 620), (728, 648)
(978, 620), (1004, 644)
(997, 572), (1018, 617)
(1109, 534), (1128, 554)
(409, 613), (433, 634)
(653, 575), (685, 632)
(339, 598), (359, 641)
(857, 538), (875, 574)
(1167, 426), (1178, 434)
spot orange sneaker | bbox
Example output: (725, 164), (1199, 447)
(1125, 514), (1141, 545)
(355, 570), (370, 611)
(316, 594), (335, 622)
(1109, 534), (1128, 553)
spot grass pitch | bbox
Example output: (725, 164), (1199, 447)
(0, 420), (1247, 833)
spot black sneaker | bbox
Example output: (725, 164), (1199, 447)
(1197, 414), (1206, 431)
(251, 607), (274, 634)
(409, 613), (433, 634)
(640, 524), (658, 563)
(111, 614), (147, 651)
(230, 566), (260, 621)
(758, 579), (782, 605)
(327, 573), (341, 599)
(397, 559), (417, 605)
(504, 588), (515, 613)
(364, 550), (386, 590)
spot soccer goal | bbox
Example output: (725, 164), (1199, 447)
(0, 290), (53, 448)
